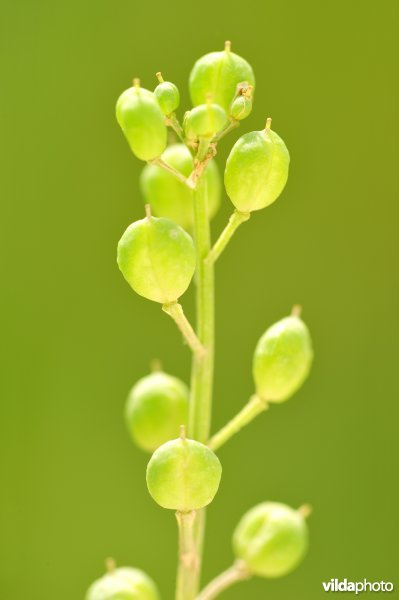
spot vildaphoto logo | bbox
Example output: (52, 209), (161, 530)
(322, 579), (394, 594)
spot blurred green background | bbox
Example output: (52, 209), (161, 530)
(1, 0), (398, 598)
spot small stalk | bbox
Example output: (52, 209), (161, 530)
(209, 395), (268, 452)
(206, 210), (251, 264)
(150, 358), (162, 372)
(166, 113), (185, 142)
(197, 137), (211, 162)
(291, 304), (302, 317)
(163, 302), (206, 358)
(176, 510), (199, 600)
(150, 157), (195, 189)
(105, 557), (116, 573)
(212, 119), (240, 143)
(196, 561), (251, 600)
(298, 504), (313, 519)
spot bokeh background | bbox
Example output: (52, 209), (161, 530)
(1, 1), (398, 598)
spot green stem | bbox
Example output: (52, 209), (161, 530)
(206, 210), (251, 264)
(212, 119), (240, 143)
(197, 137), (211, 162)
(162, 302), (205, 358)
(189, 176), (214, 443)
(150, 158), (194, 189)
(209, 395), (268, 452)
(182, 170), (215, 599)
(176, 511), (199, 600)
(196, 561), (251, 600)
(167, 113), (185, 142)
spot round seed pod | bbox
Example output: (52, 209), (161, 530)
(224, 121), (290, 213)
(184, 102), (228, 139)
(189, 41), (255, 112)
(154, 72), (180, 116)
(253, 314), (313, 403)
(117, 213), (196, 304)
(86, 566), (159, 600)
(116, 80), (167, 161)
(146, 435), (222, 511)
(125, 370), (189, 453)
(230, 95), (253, 121)
(140, 144), (221, 229)
(233, 502), (309, 578)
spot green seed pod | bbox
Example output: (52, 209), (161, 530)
(189, 41), (255, 112)
(117, 211), (196, 304)
(140, 144), (221, 229)
(184, 102), (228, 139)
(146, 432), (222, 511)
(154, 72), (180, 116)
(230, 95), (253, 121)
(116, 79), (167, 161)
(86, 566), (159, 600)
(125, 370), (189, 453)
(233, 502), (309, 578)
(224, 119), (290, 213)
(253, 312), (313, 403)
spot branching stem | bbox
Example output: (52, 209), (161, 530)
(162, 302), (206, 358)
(206, 210), (251, 264)
(196, 561), (251, 600)
(209, 395), (268, 452)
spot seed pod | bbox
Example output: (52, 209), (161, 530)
(154, 72), (180, 116)
(233, 502), (309, 578)
(116, 80), (167, 161)
(146, 434), (222, 511)
(224, 120), (290, 213)
(184, 102), (228, 139)
(230, 95), (253, 121)
(140, 144), (221, 229)
(125, 370), (189, 453)
(117, 212), (196, 304)
(189, 41), (255, 112)
(86, 566), (159, 600)
(253, 313), (313, 403)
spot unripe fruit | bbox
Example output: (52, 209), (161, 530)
(146, 434), (222, 511)
(233, 502), (308, 578)
(86, 566), (159, 600)
(184, 102), (228, 139)
(224, 120), (290, 213)
(230, 95), (252, 121)
(140, 144), (221, 229)
(154, 72), (180, 116)
(253, 313), (313, 403)
(117, 212), (196, 304)
(189, 41), (255, 112)
(125, 370), (189, 452)
(116, 80), (167, 161)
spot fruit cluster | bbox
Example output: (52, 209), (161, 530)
(86, 41), (314, 600)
